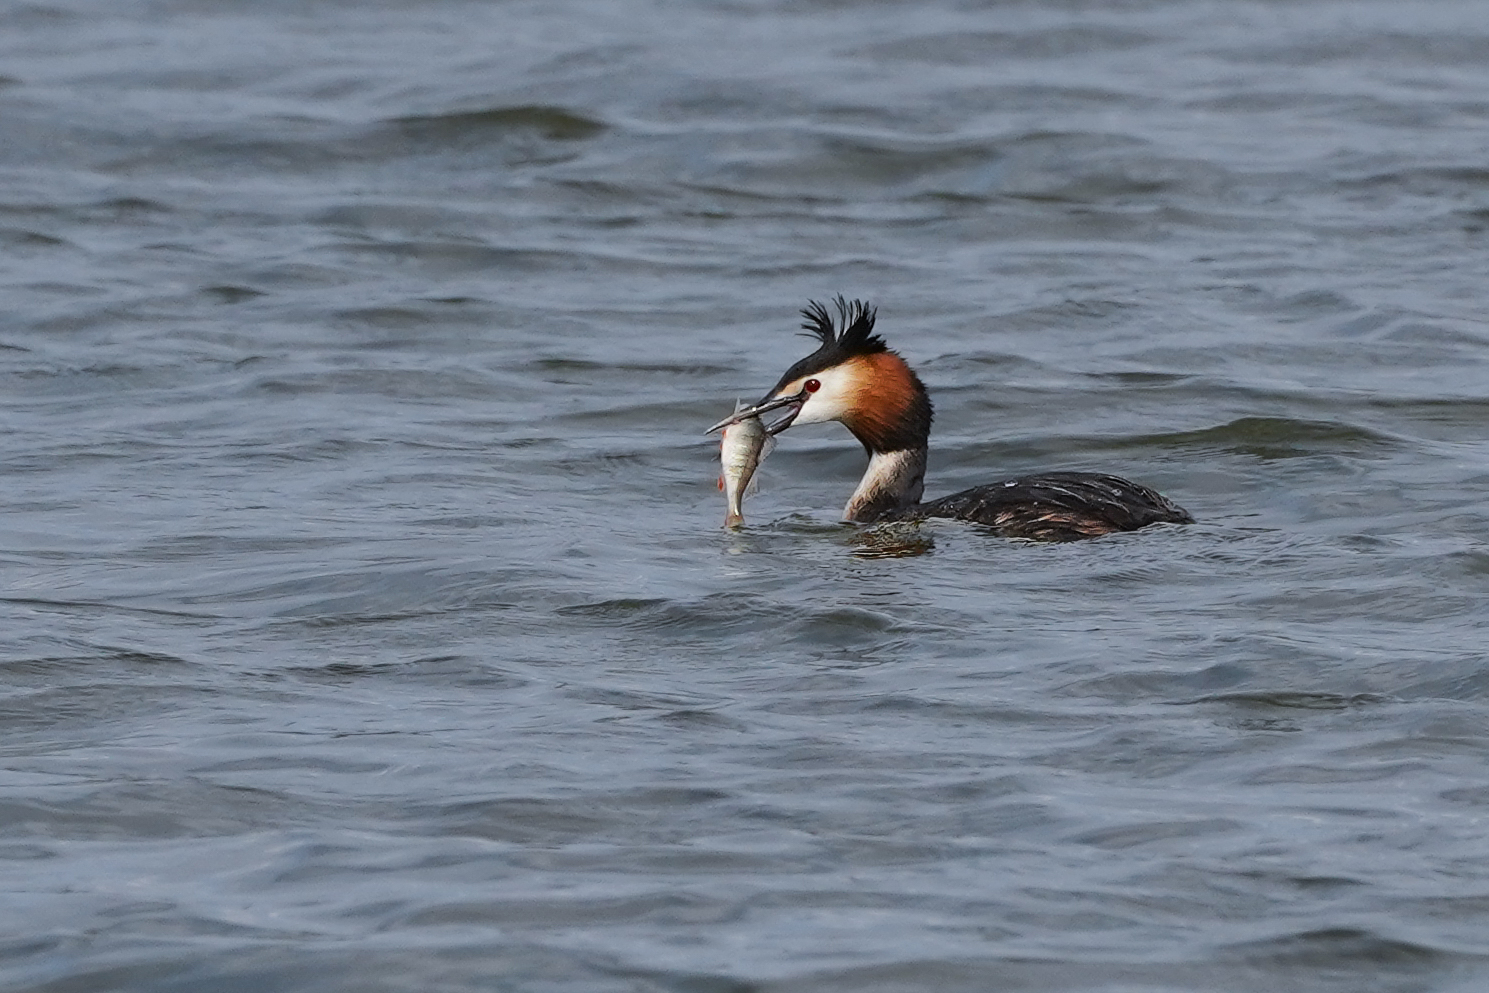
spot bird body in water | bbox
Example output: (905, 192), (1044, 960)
(708, 298), (1192, 541)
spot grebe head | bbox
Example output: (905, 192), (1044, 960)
(708, 297), (933, 454)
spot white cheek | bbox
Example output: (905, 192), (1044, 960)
(795, 393), (849, 424)
(790, 368), (855, 425)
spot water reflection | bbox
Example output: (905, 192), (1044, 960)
(850, 522), (936, 559)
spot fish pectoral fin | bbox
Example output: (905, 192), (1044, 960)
(718, 475), (725, 490)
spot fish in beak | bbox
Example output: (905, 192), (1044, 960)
(705, 387), (808, 436)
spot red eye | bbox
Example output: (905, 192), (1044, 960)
(804, 379), (821, 393)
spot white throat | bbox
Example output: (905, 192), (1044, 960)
(843, 449), (926, 523)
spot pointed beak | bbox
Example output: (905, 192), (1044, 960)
(705, 389), (806, 435)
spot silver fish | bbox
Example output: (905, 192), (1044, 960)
(718, 400), (773, 528)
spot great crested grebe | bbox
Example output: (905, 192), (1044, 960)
(708, 297), (1193, 541)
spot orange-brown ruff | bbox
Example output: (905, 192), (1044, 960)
(836, 352), (923, 454)
(732, 297), (1192, 541)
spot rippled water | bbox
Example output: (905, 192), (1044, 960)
(4, 1), (1489, 990)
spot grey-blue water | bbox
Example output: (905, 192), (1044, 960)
(4, 1), (1489, 990)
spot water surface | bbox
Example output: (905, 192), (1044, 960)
(4, 1), (1489, 991)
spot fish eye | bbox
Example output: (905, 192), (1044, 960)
(804, 379), (821, 393)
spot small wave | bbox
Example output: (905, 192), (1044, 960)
(200, 284), (265, 305)
(856, 26), (1160, 64)
(386, 104), (606, 143)
(1221, 33), (1489, 68)
(1158, 416), (1399, 459)
(1175, 691), (1390, 711)
(1219, 926), (1456, 966)
(0, 226), (69, 249)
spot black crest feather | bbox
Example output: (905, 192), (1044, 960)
(760, 295), (933, 453)
(764, 296), (890, 402)
(797, 296), (884, 355)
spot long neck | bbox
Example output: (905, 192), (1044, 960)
(833, 350), (935, 523)
(843, 447), (927, 523)
(837, 353), (934, 523)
